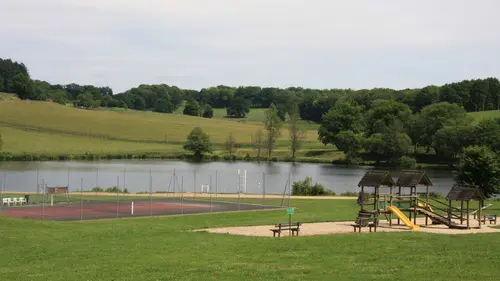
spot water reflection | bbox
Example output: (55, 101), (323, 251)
(0, 160), (456, 195)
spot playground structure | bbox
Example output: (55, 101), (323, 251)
(355, 170), (489, 231)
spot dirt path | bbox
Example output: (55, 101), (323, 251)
(196, 216), (500, 237)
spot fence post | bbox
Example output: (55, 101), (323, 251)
(193, 170), (196, 199)
(181, 176), (184, 215)
(237, 171), (241, 211)
(96, 167), (99, 191)
(173, 169), (176, 194)
(0, 173), (5, 214)
(210, 175), (213, 212)
(41, 179), (45, 220)
(262, 172), (265, 206)
(0, 179), (3, 215)
(80, 178), (83, 220)
(288, 172), (292, 209)
(124, 168), (126, 193)
(149, 169), (153, 217)
(215, 170), (218, 199)
(116, 176), (119, 219)
(67, 167), (70, 193)
(36, 169), (39, 204)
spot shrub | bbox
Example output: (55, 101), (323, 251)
(91, 187), (104, 192)
(292, 177), (334, 196)
(105, 186), (124, 193)
(244, 153), (252, 161)
(428, 192), (444, 199)
(202, 105), (214, 118)
(339, 191), (358, 197)
(399, 156), (417, 168)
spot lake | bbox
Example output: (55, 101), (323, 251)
(0, 160), (456, 195)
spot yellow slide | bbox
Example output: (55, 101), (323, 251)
(417, 202), (434, 212)
(386, 206), (420, 230)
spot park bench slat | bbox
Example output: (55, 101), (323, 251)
(270, 222), (301, 237)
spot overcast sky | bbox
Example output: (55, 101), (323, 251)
(1, 0), (499, 93)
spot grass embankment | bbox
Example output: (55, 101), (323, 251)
(0, 100), (340, 161)
(2, 198), (500, 280)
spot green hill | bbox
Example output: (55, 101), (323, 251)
(0, 100), (319, 144)
(0, 100), (334, 160)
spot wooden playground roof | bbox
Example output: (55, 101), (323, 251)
(395, 170), (433, 187)
(357, 171), (395, 187)
(445, 184), (485, 201)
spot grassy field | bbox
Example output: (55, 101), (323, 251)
(1, 198), (500, 280)
(2, 99), (499, 162)
(0, 126), (184, 155)
(0, 126), (341, 161)
(0, 100), (320, 145)
(468, 110), (500, 122)
(0, 100), (340, 161)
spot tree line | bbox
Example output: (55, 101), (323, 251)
(183, 100), (500, 196)
(3, 57), (499, 121)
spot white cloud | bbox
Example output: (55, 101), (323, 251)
(1, 0), (499, 92)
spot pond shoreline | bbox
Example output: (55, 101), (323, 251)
(0, 152), (452, 170)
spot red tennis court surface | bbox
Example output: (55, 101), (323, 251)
(1, 198), (281, 221)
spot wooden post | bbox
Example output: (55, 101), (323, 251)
(413, 187), (417, 225)
(389, 186), (393, 226)
(448, 200), (452, 226)
(425, 185), (429, 226)
(397, 186), (401, 225)
(360, 186), (364, 212)
(478, 200), (482, 228)
(466, 200), (470, 229)
(460, 201), (464, 224)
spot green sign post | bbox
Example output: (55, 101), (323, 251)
(286, 208), (295, 236)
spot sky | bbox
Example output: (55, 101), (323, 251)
(1, 0), (499, 93)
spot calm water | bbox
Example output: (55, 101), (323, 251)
(0, 160), (456, 195)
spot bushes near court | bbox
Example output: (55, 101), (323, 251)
(292, 176), (335, 196)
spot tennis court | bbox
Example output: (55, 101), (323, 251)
(1, 197), (282, 221)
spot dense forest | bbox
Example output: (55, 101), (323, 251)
(2, 58), (500, 121)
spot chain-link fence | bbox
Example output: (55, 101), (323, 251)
(0, 168), (291, 221)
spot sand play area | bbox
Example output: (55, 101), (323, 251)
(197, 216), (500, 237)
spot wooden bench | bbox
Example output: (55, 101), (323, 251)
(270, 222), (301, 237)
(351, 217), (378, 233)
(481, 214), (497, 224)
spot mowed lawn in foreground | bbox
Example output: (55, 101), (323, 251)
(1, 199), (500, 281)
